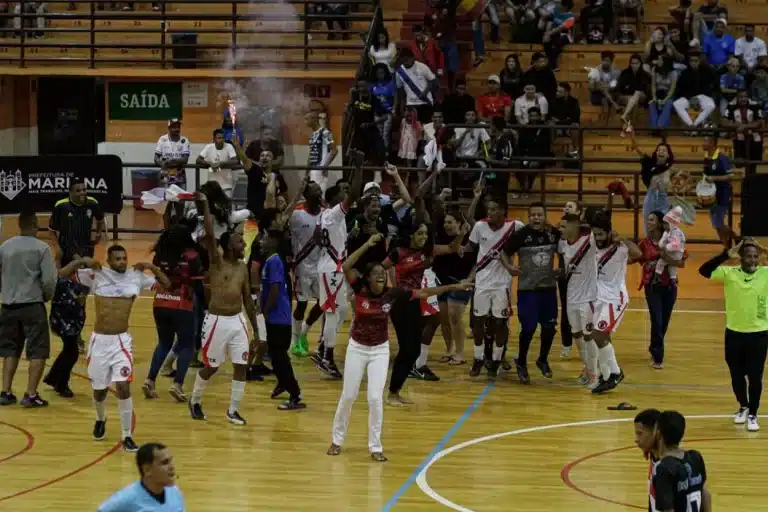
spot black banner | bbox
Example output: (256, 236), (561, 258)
(0, 155), (124, 215)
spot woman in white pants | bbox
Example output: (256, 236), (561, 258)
(328, 233), (472, 461)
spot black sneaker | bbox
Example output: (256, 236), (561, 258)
(122, 437), (138, 452)
(55, 385), (75, 398)
(246, 367), (264, 381)
(270, 386), (286, 399)
(409, 366), (424, 379)
(318, 359), (343, 379)
(516, 364), (530, 384)
(469, 359), (484, 377)
(226, 410), (247, 425)
(188, 401), (206, 420)
(309, 351), (324, 366)
(21, 393), (48, 408)
(0, 391), (17, 405)
(536, 359), (553, 379)
(418, 366), (440, 382)
(188, 358), (204, 369)
(487, 360), (500, 378)
(278, 397), (307, 411)
(250, 363), (273, 376)
(93, 420), (106, 440)
(591, 375), (618, 394)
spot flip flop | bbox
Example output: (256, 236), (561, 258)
(607, 402), (637, 411)
(438, 355), (453, 363)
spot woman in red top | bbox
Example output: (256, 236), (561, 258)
(635, 211), (686, 369)
(142, 225), (205, 402)
(328, 233), (470, 461)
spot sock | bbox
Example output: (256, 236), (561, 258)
(492, 345), (503, 361)
(324, 345), (335, 362)
(416, 344), (429, 368)
(291, 318), (302, 346)
(118, 398), (133, 440)
(585, 340), (599, 375)
(94, 397), (107, 421)
(228, 380), (246, 415)
(191, 373), (209, 405)
(597, 345), (612, 380)
(575, 338), (587, 364)
(604, 343), (621, 374)
(473, 344), (484, 360)
(301, 321), (311, 335)
(322, 311), (340, 350)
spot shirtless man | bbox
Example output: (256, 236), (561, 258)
(60, 247), (170, 452)
(188, 192), (261, 426)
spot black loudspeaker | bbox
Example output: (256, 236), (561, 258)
(171, 33), (198, 69)
(740, 174), (768, 236)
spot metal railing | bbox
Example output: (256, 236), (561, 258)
(0, 0), (375, 69)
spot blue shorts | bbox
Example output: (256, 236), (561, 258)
(517, 289), (558, 333)
(438, 276), (472, 305)
(709, 202), (729, 230)
(439, 40), (460, 74)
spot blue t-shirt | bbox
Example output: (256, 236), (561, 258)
(98, 482), (185, 512)
(369, 79), (396, 115)
(260, 254), (292, 325)
(703, 150), (733, 205)
(702, 33), (735, 66)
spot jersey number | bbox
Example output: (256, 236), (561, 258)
(320, 228), (331, 248)
(687, 490), (702, 512)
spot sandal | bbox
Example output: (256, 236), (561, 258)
(448, 357), (466, 365)
(438, 355), (453, 363)
(327, 443), (341, 456)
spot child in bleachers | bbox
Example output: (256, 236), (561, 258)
(398, 107), (423, 167)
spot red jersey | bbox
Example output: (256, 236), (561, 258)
(153, 248), (204, 311)
(476, 93), (512, 120)
(386, 247), (427, 291)
(350, 279), (414, 346)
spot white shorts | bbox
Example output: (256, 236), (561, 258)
(421, 269), (440, 317)
(473, 288), (510, 319)
(320, 271), (347, 313)
(201, 313), (250, 368)
(294, 270), (319, 302)
(566, 302), (595, 335)
(87, 332), (133, 390)
(594, 296), (628, 334)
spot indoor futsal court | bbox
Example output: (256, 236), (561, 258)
(0, 208), (766, 511)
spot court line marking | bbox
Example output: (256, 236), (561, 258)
(381, 382), (496, 512)
(414, 414), (748, 512)
(0, 422), (35, 465)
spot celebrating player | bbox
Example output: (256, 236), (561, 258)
(188, 193), (261, 426)
(589, 214), (641, 394)
(61, 248), (170, 452)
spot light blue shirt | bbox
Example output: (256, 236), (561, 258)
(98, 482), (185, 512)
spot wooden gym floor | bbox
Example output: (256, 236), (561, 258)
(1, 208), (766, 511)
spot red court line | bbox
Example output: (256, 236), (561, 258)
(0, 422), (35, 465)
(0, 371), (135, 503)
(560, 436), (757, 510)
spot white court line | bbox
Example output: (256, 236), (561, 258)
(132, 295), (726, 315)
(415, 414), (746, 512)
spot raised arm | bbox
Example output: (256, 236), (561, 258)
(344, 149), (366, 209)
(466, 180), (483, 224)
(275, 170), (310, 230)
(698, 248), (730, 278)
(614, 233), (642, 260)
(342, 233), (383, 282)
(385, 163), (412, 211)
(134, 262), (171, 290)
(197, 193), (221, 265)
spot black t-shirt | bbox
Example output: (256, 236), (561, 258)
(640, 155), (672, 188)
(49, 197), (105, 263)
(432, 230), (473, 283)
(651, 450), (707, 512)
(346, 211), (389, 271)
(245, 164), (288, 220)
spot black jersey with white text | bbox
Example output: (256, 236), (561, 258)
(650, 450), (706, 512)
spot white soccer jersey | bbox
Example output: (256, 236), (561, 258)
(558, 233), (598, 304)
(469, 219), (524, 290)
(291, 208), (322, 275)
(76, 268), (156, 298)
(595, 243), (629, 302)
(317, 202), (348, 274)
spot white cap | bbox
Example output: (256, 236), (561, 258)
(168, 118), (181, 126)
(715, 18), (727, 27)
(488, 74), (501, 83)
(363, 182), (380, 195)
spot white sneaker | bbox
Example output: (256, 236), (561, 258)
(577, 367), (589, 385)
(734, 407), (749, 425)
(560, 345), (572, 359)
(587, 373), (600, 390)
(747, 415), (760, 432)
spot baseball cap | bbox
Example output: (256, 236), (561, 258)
(488, 74), (501, 84)
(715, 18), (727, 27)
(363, 182), (381, 195)
(168, 118), (182, 126)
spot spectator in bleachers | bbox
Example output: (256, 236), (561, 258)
(305, 111), (339, 192)
(668, 0), (692, 43)
(398, 107), (423, 167)
(476, 75), (512, 123)
(516, 106), (552, 195)
(441, 79), (475, 124)
(408, 24), (445, 77)
(471, 0), (501, 68)
(644, 27), (675, 72)
(221, 107), (244, 147)
(504, 0), (532, 43)
(155, 119), (190, 226)
(429, 0), (460, 86)
(618, 53), (651, 127)
(649, 56), (678, 130)
(422, 109), (445, 144)
(541, 0), (575, 71)
(196, 129), (240, 199)
(349, 80), (386, 166)
(454, 109), (491, 159)
(13, 1), (45, 38)
(735, 24), (767, 75)
(499, 54), (523, 99)
(702, 18), (734, 72)
(689, 0), (727, 48)
(613, 0), (642, 44)
(394, 48), (439, 124)
(750, 66), (768, 108)
(549, 82), (580, 155)
(722, 89), (763, 175)
(719, 56), (746, 115)
(522, 52), (558, 102)
(490, 116), (516, 169)
(370, 64), (396, 155)
(368, 28), (397, 71)
(245, 126), (284, 170)
(515, 83), (549, 125)
(668, 27), (691, 70)
(323, 2), (350, 41)
(588, 51), (621, 118)
(579, 0), (612, 44)
(673, 51), (718, 130)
